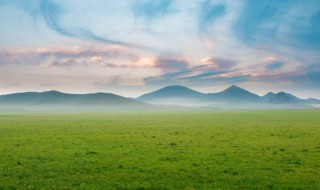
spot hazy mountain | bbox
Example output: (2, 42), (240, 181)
(262, 92), (276, 101)
(267, 92), (303, 104)
(137, 85), (318, 108)
(137, 85), (207, 106)
(208, 85), (261, 102)
(0, 90), (149, 111)
(305, 98), (320, 104)
(138, 85), (262, 106)
(0, 86), (318, 111)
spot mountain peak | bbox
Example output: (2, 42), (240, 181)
(268, 91), (302, 104)
(265, 92), (276, 96)
(42, 90), (64, 94)
(137, 85), (204, 103)
(152, 85), (200, 95)
(262, 92), (276, 101)
(230, 84), (240, 88)
(223, 85), (247, 93)
(216, 84), (260, 102)
(161, 85), (192, 90)
(277, 92), (286, 95)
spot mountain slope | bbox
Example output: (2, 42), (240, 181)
(0, 86), (318, 110)
(262, 92), (276, 102)
(0, 90), (147, 108)
(267, 92), (304, 104)
(137, 85), (317, 108)
(208, 85), (261, 102)
(137, 85), (206, 106)
(305, 98), (320, 104)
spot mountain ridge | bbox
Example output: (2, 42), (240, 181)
(0, 85), (319, 110)
(137, 85), (206, 106)
(136, 85), (318, 108)
(207, 85), (261, 102)
(0, 90), (147, 109)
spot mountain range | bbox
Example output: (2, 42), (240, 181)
(0, 90), (150, 111)
(0, 85), (319, 111)
(138, 85), (319, 108)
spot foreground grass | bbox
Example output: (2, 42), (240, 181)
(0, 110), (320, 189)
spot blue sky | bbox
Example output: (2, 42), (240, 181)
(0, 0), (319, 98)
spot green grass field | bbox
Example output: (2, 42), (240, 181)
(0, 110), (320, 189)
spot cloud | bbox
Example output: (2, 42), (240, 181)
(132, 0), (174, 20)
(265, 61), (285, 70)
(0, 0), (156, 50)
(241, 62), (320, 93)
(1, 0), (320, 97)
(293, 63), (320, 86)
(93, 75), (145, 87)
(0, 83), (21, 88)
(154, 57), (189, 72)
(233, 0), (320, 49)
(145, 57), (244, 87)
(40, 83), (58, 87)
(145, 70), (248, 87)
(36, 0), (137, 47)
(202, 57), (238, 70)
(0, 0), (41, 18)
(0, 45), (146, 68)
(199, 1), (226, 31)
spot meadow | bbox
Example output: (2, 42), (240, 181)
(0, 110), (319, 189)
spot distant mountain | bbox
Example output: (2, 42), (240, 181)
(0, 86), (319, 110)
(262, 92), (276, 101)
(208, 85), (261, 102)
(137, 85), (206, 106)
(137, 85), (262, 106)
(0, 90), (148, 110)
(137, 85), (319, 108)
(305, 98), (320, 104)
(267, 92), (303, 104)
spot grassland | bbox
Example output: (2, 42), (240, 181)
(0, 110), (320, 189)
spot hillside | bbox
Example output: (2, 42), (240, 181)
(208, 85), (261, 102)
(137, 85), (206, 106)
(0, 86), (319, 110)
(137, 85), (318, 108)
(0, 90), (149, 111)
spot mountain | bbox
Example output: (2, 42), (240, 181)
(137, 85), (262, 107)
(137, 85), (261, 106)
(305, 98), (320, 104)
(137, 85), (206, 106)
(267, 92), (303, 104)
(208, 85), (261, 102)
(0, 90), (149, 111)
(0, 86), (318, 110)
(262, 92), (276, 101)
(137, 85), (318, 108)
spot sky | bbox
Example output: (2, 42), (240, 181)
(0, 0), (319, 98)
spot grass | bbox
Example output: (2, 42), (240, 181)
(0, 110), (320, 189)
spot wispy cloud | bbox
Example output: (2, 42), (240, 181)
(93, 75), (145, 87)
(1, 0), (320, 97)
(289, 63), (320, 87)
(0, 45), (145, 68)
(132, 0), (174, 20)
(199, 0), (226, 31)
(201, 57), (238, 70)
(233, 0), (320, 49)
(265, 61), (285, 71)
(145, 57), (243, 87)
(39, 0), (135, 47)
(154, 57), (189, 72)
